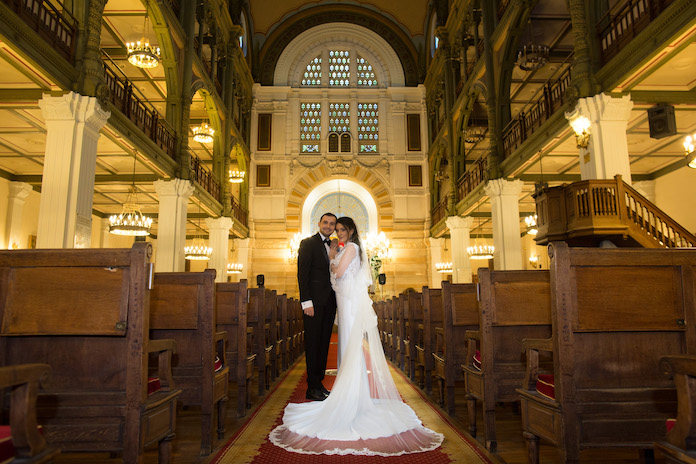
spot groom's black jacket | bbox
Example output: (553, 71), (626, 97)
(298, 233), (335, 308)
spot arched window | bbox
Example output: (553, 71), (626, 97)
(429, 13), (439, 58)
(311, 192), (369, 235)
(239, 11), (248, 57)
(302, 55), (322, 86)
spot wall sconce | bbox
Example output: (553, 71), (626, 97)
(529, 254), (540, 269)
(569, 116), (591, 149)
(684, 134), (696, 169)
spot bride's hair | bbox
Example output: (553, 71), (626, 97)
(336, 216), (363, 263)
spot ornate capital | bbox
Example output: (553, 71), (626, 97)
(205, 216), (234, 231)
(153, 178), (195, 198)
(484, 178), (524, 197)
(39, 92), (111, 130)
(446, 215), (474, 231)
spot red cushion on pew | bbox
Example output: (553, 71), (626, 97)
(666, 418), (677, 433)
(0, 425), (44, 461)
(536, 374), (555, 400)
(147, 377), (161, 395)
(473, 351), (482, 371)
(215, 356), (223, 373)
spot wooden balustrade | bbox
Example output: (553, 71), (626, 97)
(431, 197), (448, 226)
(456, 155), (488, 201)
(3, 0), (77, 63)
(231, 196), (248, 228)
(104, 64), (178, 161)
(534, 175), (696, 248)
(598, 0), (674, 65)
(190, 153), (221, 202)
(502, 66), (571, 158)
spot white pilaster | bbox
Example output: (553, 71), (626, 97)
(5, 182), (32, 249)
(206, 216), (234, 283)
(428, 237), (444, 289)
(566, 93), (633, 185)
(154, 179), (194, 272)
(485, 178), (524, 270)
(99, 217), (112, 248)
(234, 238), (250, 281)
(446, 215), (474, 283)
(37, 92), (110, 248)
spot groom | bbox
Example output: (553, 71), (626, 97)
(298, 212), (338, 401)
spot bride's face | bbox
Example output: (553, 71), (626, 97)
(336, 223), (352, 243)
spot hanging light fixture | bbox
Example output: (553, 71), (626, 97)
(467, 203), (495, 260)
(684, 134), (696, 169)
(185, 203), (212, 260)
(463, 126), (486, 144)
(109, 151), (153, 236)
(525, 214), (538, 236)
(229, 169), (245, 183)
(126, 14), (160, 69)
(529, 254), (540, 269)
(193, 121), (215, 144)
(436, 262), (453, 273)
(288, 232), (306, 264)
(227, 263), (243, 274)
(516, 18), (549, 72)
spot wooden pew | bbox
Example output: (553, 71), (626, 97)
(432, 282), (478, 416)
(0, 364), (60, 463)
(150, 270), (229, 456)
(655, 355), (696, 463)
(517, 242), (696, 463)
(215, 279), (255, 418)
(421, 287), (443, 396)
(247, 287), (275, 395)
(0, 243), (181, 463)
(405, 290), (422, 383)
(276, 293), (288, 373)
(398, 292), (409, 375)
(385, 298), (395, 361)
(462, 269), (551, 451)
(391, 296), (401, 363)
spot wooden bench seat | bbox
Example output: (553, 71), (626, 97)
(517, 242), (696, 463)
(0, 364), (60, 463)
(247, 287), (276, 395)
(462, 269), (551, 451)
(215, 280), (255, 418)
(421, 287), (442, 396)
(0, 243), (181, 464)
(150, 270), (229, 456)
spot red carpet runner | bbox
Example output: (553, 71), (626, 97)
(210, 334), (493, 463)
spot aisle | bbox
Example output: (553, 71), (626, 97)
(210, 335), (494, 463)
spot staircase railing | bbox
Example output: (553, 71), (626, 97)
(534, 175), (695, 248)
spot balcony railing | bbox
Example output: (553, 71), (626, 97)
(502, 65), (572, 158)
(189, 153), (221, 203)
(534, 175), (696, 248)
(3, 0), (77, 62)
(598, 0), (674, 65)
(457, 155), (489, 201)
(104, 62), (177, 161)
(230, 196), (248, 229)
(431, 197), (448, 227)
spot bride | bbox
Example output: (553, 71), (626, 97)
(269, 216), (444, 456)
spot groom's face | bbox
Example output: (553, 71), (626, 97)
(318, 215), (336, 238)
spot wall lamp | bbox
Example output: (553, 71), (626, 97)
(569, 116), (591, 149)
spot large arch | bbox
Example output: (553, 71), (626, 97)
(301, 178), (378, 235)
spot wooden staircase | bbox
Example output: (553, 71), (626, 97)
(533, 175), (696, 248)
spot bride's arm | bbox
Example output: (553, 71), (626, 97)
(330, 243), (357, 278)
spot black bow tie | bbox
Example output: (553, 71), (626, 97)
(323, 238), (331, 245)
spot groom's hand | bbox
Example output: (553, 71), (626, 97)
(304, 305), (315, 317)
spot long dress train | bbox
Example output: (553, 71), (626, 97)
(269, 242), (444, 456)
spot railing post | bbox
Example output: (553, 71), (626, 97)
(614, 175), (625, 222)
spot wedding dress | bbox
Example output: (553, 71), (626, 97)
(269, 242), (444, 456)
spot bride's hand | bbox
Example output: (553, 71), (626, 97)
(328, 239), (339, 259)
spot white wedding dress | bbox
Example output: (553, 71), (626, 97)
(269, 242), (444, 456)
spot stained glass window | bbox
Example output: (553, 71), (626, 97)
(310, 193), (369, 237)
(302, 56), (322, 86)
(329, 103), (350, 133)
(358, 103), (379, 153)
(357, 56), (377, 87)
(329, 50), (350, 87)
(300, 102), (321, 153)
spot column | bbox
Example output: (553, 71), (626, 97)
(566, 93), (634, 184)
(154, 179), (194, 272)
(206, 216), (233, 283)
(234, 238), (250, 281)
(428, 237), (445, 289)
(5, 182), (32, 249)
(446, 216), (474, 283)
(36, 92), (110, 248)
(485, 178), (524, 270)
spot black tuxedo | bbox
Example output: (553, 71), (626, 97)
(298, 233), (337, 391)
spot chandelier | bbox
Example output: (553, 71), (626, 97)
(684, 134), (696, 169)
(436, 262), (453, 273)
(193, 122), (214, 144)
(185, 203), (212, 260)
(516, 19), (548, 72)
(525, 214), (538, 236)
(467, 203), (495, 260)
(126, 15), (160, 69)
(110, 151), (153, 236)
(529, 254), (540, 269)
(229, 170), (245, 183)
(365, 231), (391, 262)
(463, 126), (486, 144)
(227, 262), (243, 274)
(288, 232), (306, 264)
